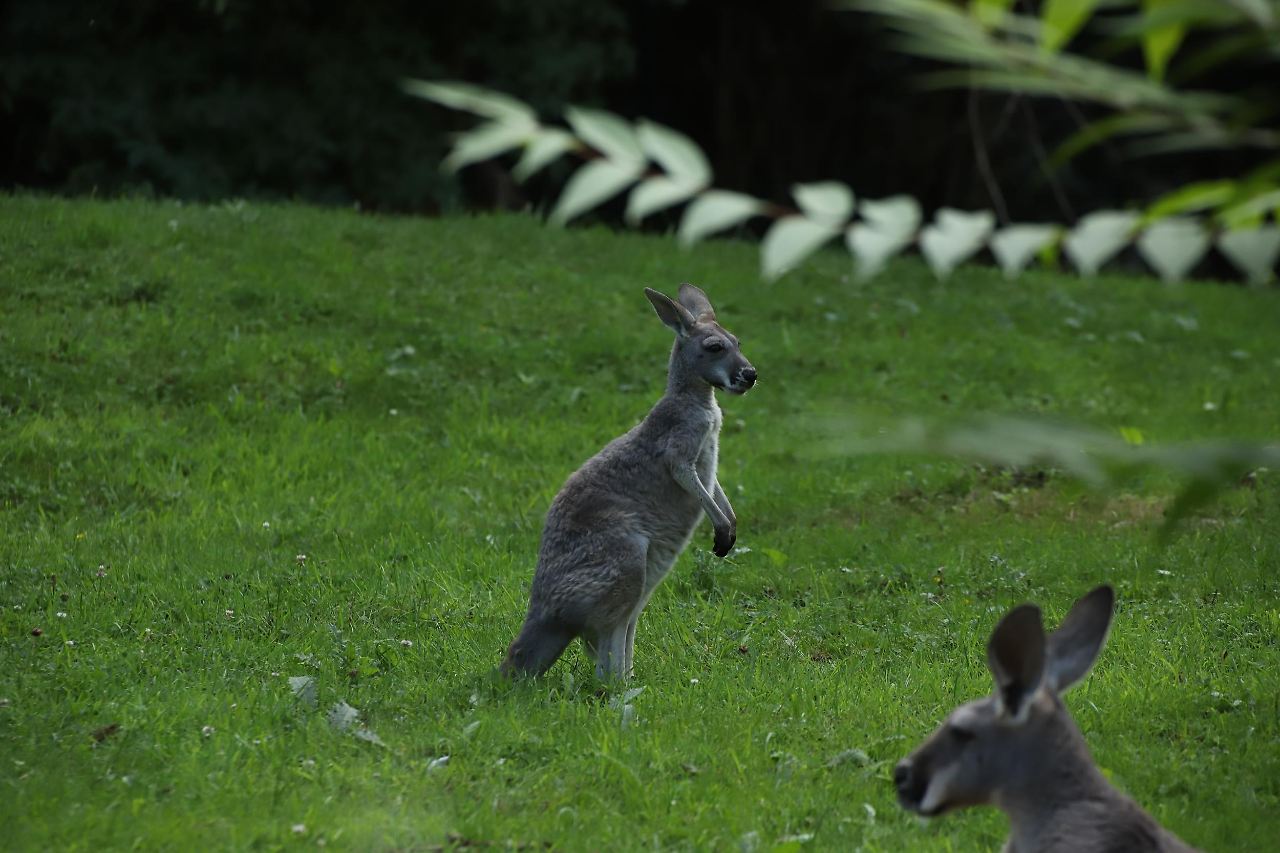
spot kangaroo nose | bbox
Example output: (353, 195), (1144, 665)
(741, 367), (757, 384)
(893, 760), (913, 793)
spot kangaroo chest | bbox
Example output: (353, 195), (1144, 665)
(644, 403), (721, 581)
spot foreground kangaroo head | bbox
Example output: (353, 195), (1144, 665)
(896, 586), (1116, 816)
(644, 283), (756, 394)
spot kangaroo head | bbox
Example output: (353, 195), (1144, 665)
(894, 585), (1115, 818)
(644, 284), (756, 394)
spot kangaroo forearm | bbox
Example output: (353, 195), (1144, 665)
(712, 480), (736, 526)
(671, 464), (731, 529)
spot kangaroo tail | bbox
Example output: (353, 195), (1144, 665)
(500, 617), (575, 678)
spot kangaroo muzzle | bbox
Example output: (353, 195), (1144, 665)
(728, 364), (757, 394)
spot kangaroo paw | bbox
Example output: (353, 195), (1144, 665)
(713, 527), (736, 558)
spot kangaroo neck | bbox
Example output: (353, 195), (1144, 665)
(664, 340), (715, 405)
(1000, 715), (1118, 849)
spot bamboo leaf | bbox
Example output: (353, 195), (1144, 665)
(1220, 188), (1280, 228)
(548, 160), (643, 226)
(1064, 211), (1139, 275)
(625, 177), (702, 225)
(1042, 0), (1102, 53)
(1140, 0), (1188, 81)
(565, 107), (644, 166)
(971, 0), (1016, 27)
(761, 217), (841, 281)
(990, 224), (1061, 277)
(793, 182), (855, 228)
(1146, 180), (1238, 220)
(678, 191), (765, 247)
(1217, 226), (1280, 284)
(513, 129), (576, 182)
(637, 120), (711, 185)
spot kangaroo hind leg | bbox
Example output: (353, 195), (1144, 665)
(594, 622), (631, 681)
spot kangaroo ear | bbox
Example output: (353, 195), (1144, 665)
(645, 287), (697, 336)
(1046, 585), (1114, 694)
(987, 604), (1046, 722)
(677, 282), (716, 323)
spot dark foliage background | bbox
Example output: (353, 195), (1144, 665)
(1, 0), (1267, 219)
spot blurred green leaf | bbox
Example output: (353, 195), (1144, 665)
(548, 160), (643, 226)
(1051, 113), (1177, 168)
(813, 411), (1280, 542)
(1169, 31), (1271, 83)
(677, 191), (765, 247)
(1220, 188), (1280, 228)
(971, 0), (1016, 28)
(1042, 0), (1102, 53)
(1146, 180), (1238, 220)
(761, 217), (841, 281)
(1140, 0), (1188, 80)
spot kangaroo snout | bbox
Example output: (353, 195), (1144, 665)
(729, 365), (757, 393)
(893, 759), (923, 810)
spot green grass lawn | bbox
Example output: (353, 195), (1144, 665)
(1, 195), (1277, 851)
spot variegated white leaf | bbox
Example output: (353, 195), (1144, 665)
(678, 191), (765, 247)
(565, 106), (644, 166)
(1217, 226), (1280, 285)
(513, 128), (576, 182)
(636, 120), (711, 185)
(793, 182), (854, 228)
(857, 195), (922, 243)
(845, 223), (913, 281)
(761, 217), (841, 281)
(549, 160), (644, 226)
(1137, 219), (1210, 282)
(442, 122), (532, 173)
(625, 177), (702, 225)
(919, 208), (995, 278)
(990, 224), (1060, 278)
(1064, 211), (1139, 275)
(401, 79), (537, 126)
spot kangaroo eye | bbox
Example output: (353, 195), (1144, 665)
(705, 341), (724, 352)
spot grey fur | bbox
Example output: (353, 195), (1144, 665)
(501, 284), (756, 680)
(894, 585), (1200, 853)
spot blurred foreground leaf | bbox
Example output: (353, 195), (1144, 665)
(813, 411), (1280, 542)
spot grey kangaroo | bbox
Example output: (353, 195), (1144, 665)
(895, 585), (1198, 852)
(500, 283), (756, 680)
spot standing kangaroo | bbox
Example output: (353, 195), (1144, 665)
(500, 284), (756, 680)
(894, 585), (1199, 853)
